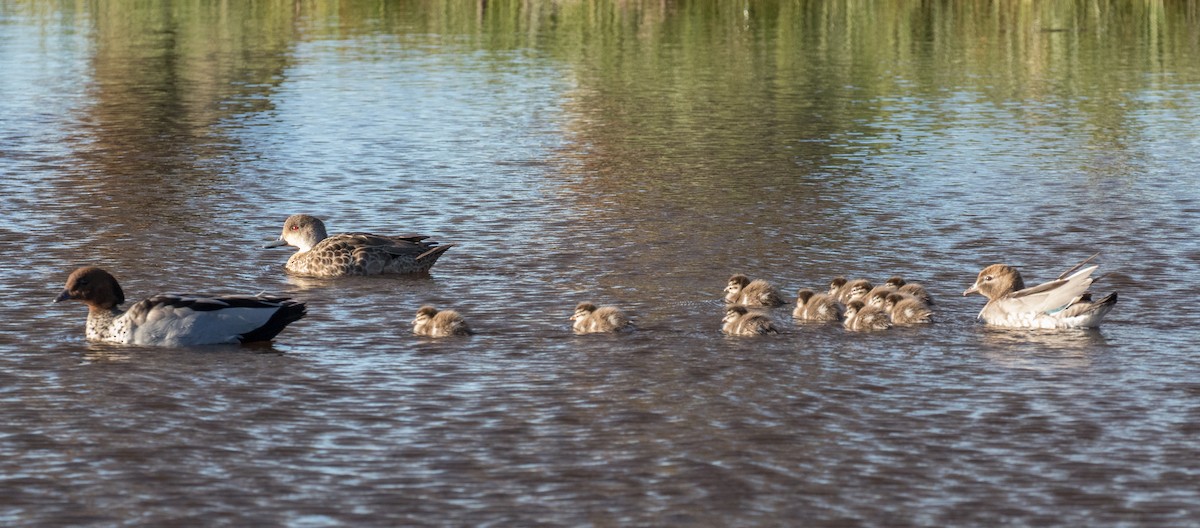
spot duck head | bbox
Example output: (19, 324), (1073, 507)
(964, 264), (1024, 299)
(54, 267), (125, 310)
(264, 214), (329, 252)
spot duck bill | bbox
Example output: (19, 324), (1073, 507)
(263, 239), (289, 249)
(53, 290), (73, 303)
(962, 284), (979, 296)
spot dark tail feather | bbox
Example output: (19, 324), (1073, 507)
(415, 244), (453, 264)
(239, 300), (307, 343)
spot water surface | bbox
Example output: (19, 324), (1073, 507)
(2, 1), (1200, 525)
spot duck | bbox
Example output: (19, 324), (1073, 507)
(722, 305), (779, 336)
(963, 255), (1117, 329)
(53, 267), (306, 346)
(792, 289), (844, 322)
(829, 277), (873, 303)
(884, 292), (934, 324)
(570, 302), (633, 334)
(724, 274), (786, 307)
(411, 305), (473, 337)
(843, 300), (892, 331)
(264, 214), (452, 277)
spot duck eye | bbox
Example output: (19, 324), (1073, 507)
(290, 225), (299, 230)
(984, 275), (993, 281)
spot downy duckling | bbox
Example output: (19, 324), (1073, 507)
(884, 292), (934, 324)
(412, 305), (473, 337)
(864, 288), (893, 309)
(571, 302), (633, 334)
(897, 282), (934, 306)
(792, 289), (844, 322)
(843, 300), (892, 332)
(830, 278), (873, 303)
(724, 274), (786, 307)
(722, 305), (779, 336)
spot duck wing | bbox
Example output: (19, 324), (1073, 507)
(1006, 264), (1098, 315)
(122, 294), (305, 345)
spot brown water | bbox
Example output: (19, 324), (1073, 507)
(3, 1), (1200, 525)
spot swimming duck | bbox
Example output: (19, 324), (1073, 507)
(265, 214), (452, 277)
(830, 277), (873, 303)
(843, 300), (892, 331)
(724, 274), (786, 307)
(722, 305), (779, 336)
(884, 292), (934, 324)
(570, 302), (633, 334)
(792, 289), (844, 322)
(54, 267), (306, 346)
(411, 305), (473, 337)
(963, 256), (1117, 329)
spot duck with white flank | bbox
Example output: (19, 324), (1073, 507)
(571, 302), (633, 334)
(963, 255), (1117, 329)
(724, 274), (786, 307)
(54, 267), (306, 346)
(722, 305), (779, 336)
(411, 305), (473, 337)
(265, 214), (451, 277)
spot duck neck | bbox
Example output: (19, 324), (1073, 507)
(85, 305), (123, 342)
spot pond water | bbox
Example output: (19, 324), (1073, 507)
(2, 1), (1200, 525)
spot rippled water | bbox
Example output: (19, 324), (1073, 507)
(3, 1), (1200, 525)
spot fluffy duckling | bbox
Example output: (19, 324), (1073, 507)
(265, 214), (452, 277)
(412, 305), (473, 337)
(884, 276), (907, 289)
(897, 282), (934, 306)
(722, 305), (779, 336)
(864, 288), (892, 309)
(571, 302), (633, 334)
(792, 289), (844, 322)
(843, 300), (892, 332)
(54, 267), (306, 346)
(882, 276), (934, 305)
(724, 274), (786, 307)
(963, 257), (1117, 329)
(884, 292), (934, 324)
(830, 277), (874, 303)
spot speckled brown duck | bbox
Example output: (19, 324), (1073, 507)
(265, 214), (452, 277)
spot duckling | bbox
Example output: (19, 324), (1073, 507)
(884, 292), (934, 324)
(843, 300), (892, 332)
(831, 278), (873, 303)
(724, 274), (786, 307)
(571, 302), (633, 334)
(864, 288), (893, 309)
(722, 305), (779, 336)
(884, 276), (907, 289)
(412, 305), (473, 337)
(963, 256), (1117, 328)
(897, 282), (934, 306)
(792, 289), (844, 322)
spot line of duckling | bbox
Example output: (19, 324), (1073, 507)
(52, 214), (1119, 347)
(717, 273), (936, 336)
